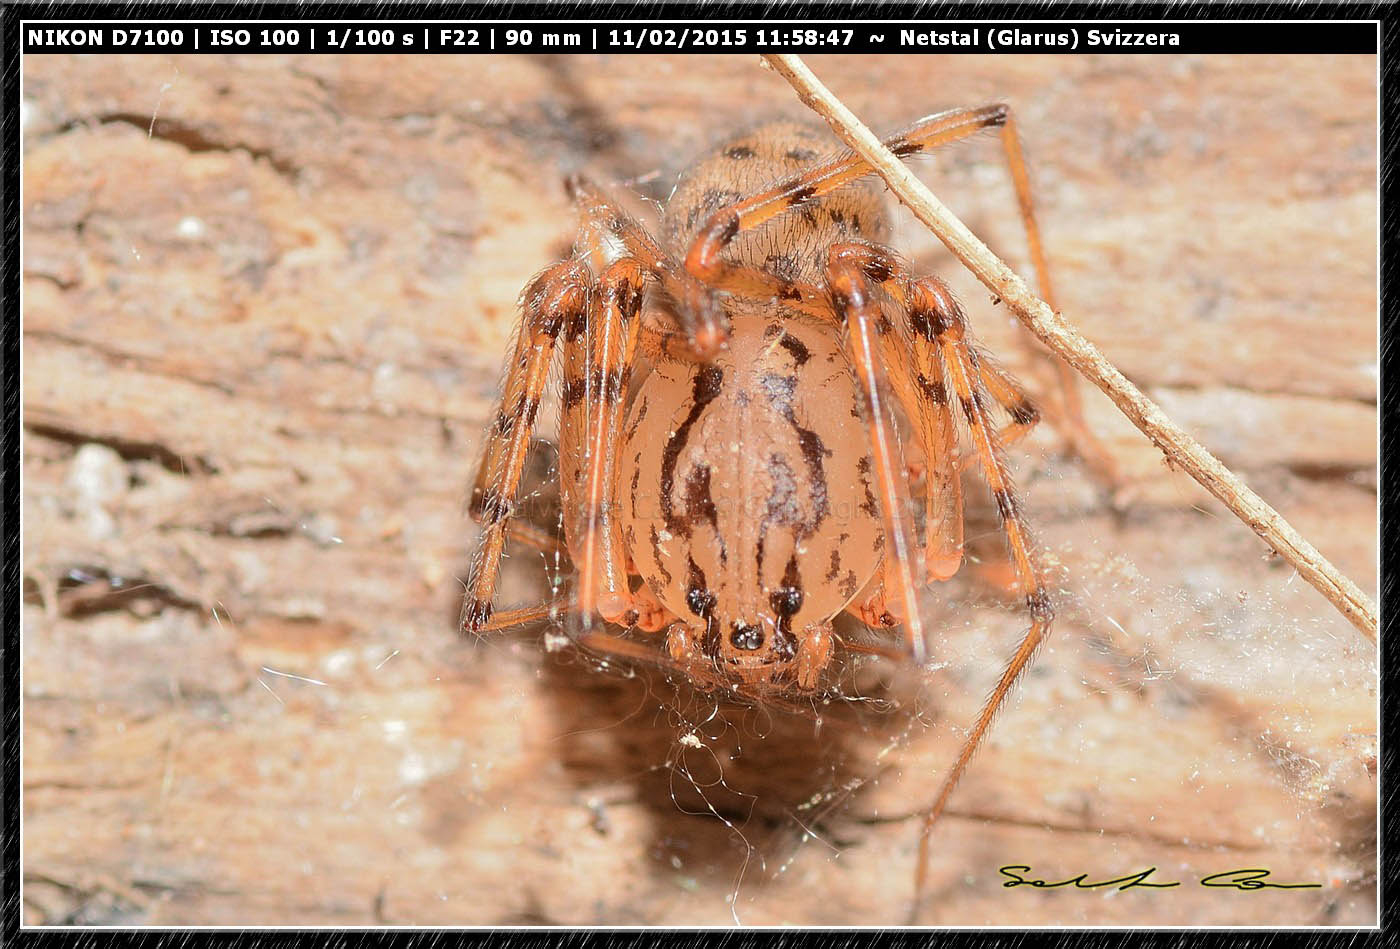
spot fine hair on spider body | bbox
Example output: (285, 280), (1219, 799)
(463, 105), (1065, 916)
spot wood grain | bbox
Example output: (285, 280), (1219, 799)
(22, 52), (1376, 926)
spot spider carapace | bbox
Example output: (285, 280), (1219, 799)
(623, 123), (896, 691)
(464, 106), (1058, 908)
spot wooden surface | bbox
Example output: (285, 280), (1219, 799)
(21, 53), (1377, 926)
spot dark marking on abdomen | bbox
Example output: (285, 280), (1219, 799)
(759, 373), (832, 534)
(649, 524), (673, 587)
(660, 366), (725, 533)
(682, 463), (720, 535)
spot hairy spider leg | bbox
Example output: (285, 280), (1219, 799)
(558, 258), (647, 627)
(913, 275), (1055, 918)
(470, 180), (703, 641)
(955, 348), (1042, 472)
(997, 111), (1116, 481)
(684, 104), (1111, 480)
(469, 597), (575, 633)
(685, 105), (1008, 284)
(835, 637), (908, 662)
(827, 241), (1044, 481)
(570, 173), (835, 338)
(568, 175), (728, 358)
(468, 300), (546, 522)
(558, 187), (695, 633)
(463, 260), (592, 633)
(501, 520), (570, 562)
(824, 252), (928, 667)
(566, 175), (670, 273)
(828, 241), (972, 585)
(833, 299), (964, 626)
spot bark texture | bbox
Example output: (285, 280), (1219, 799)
(22, 53), (1376, 926)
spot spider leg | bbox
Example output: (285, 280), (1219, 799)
(566, 175), (670, 272)
(503, 520), (570, 562)
(683, 104), (1115, 481)
(914, 277), (1054, 915)
(468, 298), (537, 522)
(824, 241), (1053, 912)
(462, 260), (592, 633)
(558, 258), (648, 627)
(686, 105), (1008, 284)
(567, 175), (727, 358)
(835, 636), (906, 663)
(826, 241), (967, 581)
(470, 597), (575, 634)
(551, 192), (685, 634)
(997, 111), (1118, 482)
(957, 351), (1042, 473)
(466, 428), (569, 561)
(824, 250), (928, 666)
(832, 240), (1044, 527)
(877, 304), (966, 582)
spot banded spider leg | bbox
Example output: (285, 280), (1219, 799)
(463, 188), (686, 657)
(687, 103), (1114, 480)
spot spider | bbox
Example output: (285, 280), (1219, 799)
(462, 104), (1067, 911)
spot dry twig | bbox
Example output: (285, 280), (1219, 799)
(763, 53), (1377, 645)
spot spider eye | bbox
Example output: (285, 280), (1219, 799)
(686, 586), (717, 619)
(730, 624), (764, 651)
(769, 586), (803, 617)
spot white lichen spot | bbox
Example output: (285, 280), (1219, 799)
(66, 444), (127, 542)
(382, 719), (408, 742)
(321, 649), (356, 677)
(371, 362), (400, 415)
(175, 216), (205, 240)
(68, 443), (127, 504)
(399, 751), (428, 784)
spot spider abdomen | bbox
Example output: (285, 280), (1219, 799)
(620, 306), (884, 643)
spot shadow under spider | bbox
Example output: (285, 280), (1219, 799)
(529, 624), (923, 917)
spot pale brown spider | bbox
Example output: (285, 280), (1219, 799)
(463, 104), (1066, 909)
